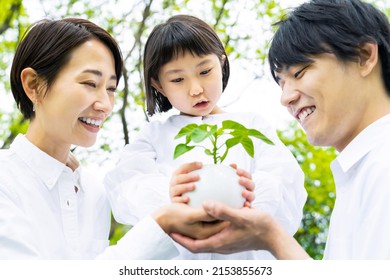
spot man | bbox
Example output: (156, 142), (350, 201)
(170, 0), (390, 259)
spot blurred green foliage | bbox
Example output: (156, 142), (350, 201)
(278, 122), (337, 259)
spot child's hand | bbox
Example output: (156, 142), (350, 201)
(170, 162), (202, 204)
(230, 163), (255, 208)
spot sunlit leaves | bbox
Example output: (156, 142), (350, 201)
(278, 122), (337, 259)
(174, 120), (274, 164)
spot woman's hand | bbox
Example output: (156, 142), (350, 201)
(152, 202), (228, 239)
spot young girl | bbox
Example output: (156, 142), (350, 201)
(104, 14), (307, 260)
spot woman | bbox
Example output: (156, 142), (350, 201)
(0, 18), (231, 259)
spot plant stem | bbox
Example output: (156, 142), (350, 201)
(210, 133), (218, 164)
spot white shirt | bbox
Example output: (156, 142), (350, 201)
(105, 112), (307, 259)
(325, 114), (390, 259)
(0, 134), (178, 259)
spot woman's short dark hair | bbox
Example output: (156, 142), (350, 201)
(143, 14), (230, 116)
(10, 18), (123, 119)
(268, 0), (390, 95)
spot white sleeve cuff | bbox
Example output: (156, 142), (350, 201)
(96, 215), (179, 260)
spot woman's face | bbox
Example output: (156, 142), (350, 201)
(30, 39), (117, 158)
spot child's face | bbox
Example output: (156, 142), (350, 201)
(275, 52), (370, 151)
(153, 51), (224, 117)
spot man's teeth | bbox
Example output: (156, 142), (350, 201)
(298, 107), (315, 122)
(79, 117), (102, 127)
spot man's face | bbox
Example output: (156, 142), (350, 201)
(274, 53), (369, 151)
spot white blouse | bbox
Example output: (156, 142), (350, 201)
(0, 134), (177, 259)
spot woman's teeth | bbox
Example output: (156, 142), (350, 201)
(79, 117), (102, 127)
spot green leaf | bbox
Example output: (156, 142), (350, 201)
(173, 144), (195, 159)
(174, 124), (199, 139)
(208, 124), (218, 136)
(191, 127), (210, 143)
(248, 129), (275, 145)
(222, 120), (246, 131)
(173, 120), (274, 163)
(225, 137), (241, 149)
(240, 137), (255, 157)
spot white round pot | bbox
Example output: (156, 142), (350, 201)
(187, 164), (245, 209)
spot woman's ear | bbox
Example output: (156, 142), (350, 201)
(151, 78), (166, 96)
(359, 42), (378, 77)
(221, 54), (226, 63)
(20, 67), (40, 104)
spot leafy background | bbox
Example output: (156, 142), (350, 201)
(0, 0), (388, 259)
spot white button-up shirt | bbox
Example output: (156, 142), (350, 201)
(325, 114), (390, 259)
(0, 134), (177, 259)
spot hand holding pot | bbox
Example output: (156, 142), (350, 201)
(170, 162), (255, 208)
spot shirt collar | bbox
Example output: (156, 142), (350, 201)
(333, 114), (390, 173)
(169, 113), (230, 127)
(11, 134), (83, 191)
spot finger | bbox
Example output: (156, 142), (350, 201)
(170, 234), (200, 252)
(172, 162), (203, 176)
(203, 201), (242, 223)
(229, 163), (237, 170)
(241, 189), (255, 203)
(184, 207), (220, 223)
(185, 220), (228, 239)
(170, 232), (222, 253)
(236, 167), (252, 179)
(239, 176), (255, 192)
(171, 172), (200, 186)
(170, 183), (195, 197)
(198, 221), (229, 239)
(172, 196), (189, 204)
(243, 201), (252, 208)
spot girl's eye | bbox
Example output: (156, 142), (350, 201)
(294, 65), (310, 78)
(200, 68), (212, 75)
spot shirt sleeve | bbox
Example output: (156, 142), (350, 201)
(95, 215), (178, 260)
(104, 123), (170, 225)
(0, 185), (41, 259)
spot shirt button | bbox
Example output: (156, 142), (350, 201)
(47, 178), (55, 186)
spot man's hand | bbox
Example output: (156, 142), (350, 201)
(170, 201), (309, 259)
